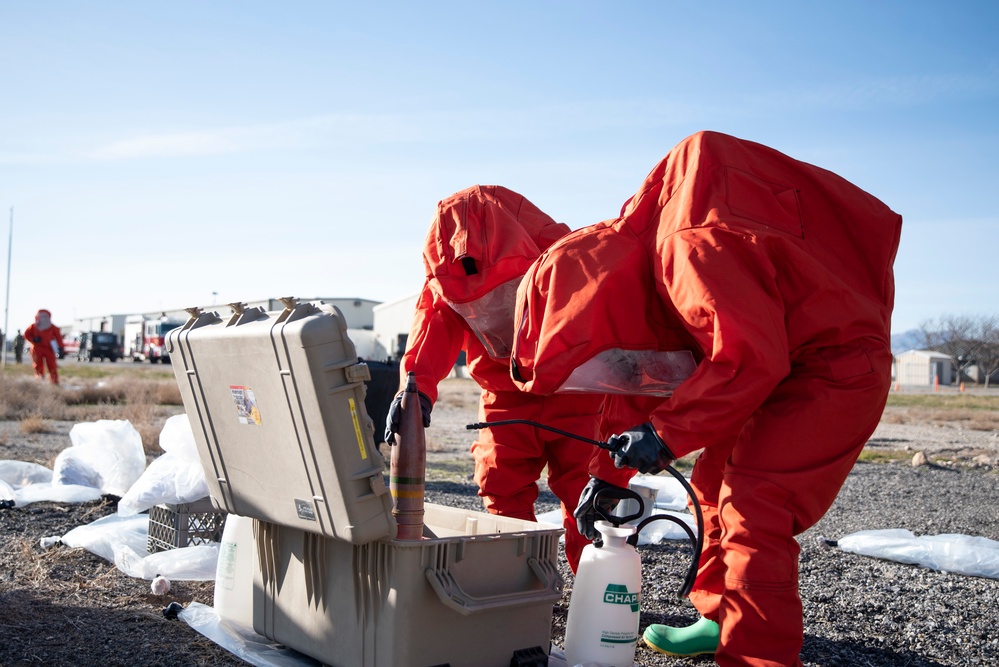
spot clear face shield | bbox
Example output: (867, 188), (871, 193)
(557, 348), (698, 396)
(444, 277), (521, 360)
(35, 311), (52, 330)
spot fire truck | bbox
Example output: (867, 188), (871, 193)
(124, 314), (185, 363)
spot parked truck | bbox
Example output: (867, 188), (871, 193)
(78, 331), (123, 362)
(124, 314), (185, 363)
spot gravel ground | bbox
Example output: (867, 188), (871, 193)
(405, 381), (999, 667)
(428, 464), (999, 667)
(1, 378), (997, 667)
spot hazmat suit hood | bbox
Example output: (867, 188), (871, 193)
(423, 185), (570, 359)
(618, 131), (901, 335)
(511, 222), (699, 396)
(35, 309), (52, 331)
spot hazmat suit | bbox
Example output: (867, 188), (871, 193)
(511, 132), (902, 667)
(24, 309), (64, 385)
(389, 185), (633, 573)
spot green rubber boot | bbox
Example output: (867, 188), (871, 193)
(643, 616), (720, 657)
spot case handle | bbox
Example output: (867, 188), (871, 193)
(425, 556), (562, 616)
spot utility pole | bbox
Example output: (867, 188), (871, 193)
(2, 207), (11, 368)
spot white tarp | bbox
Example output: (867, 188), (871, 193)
(837, 528), (999, 579)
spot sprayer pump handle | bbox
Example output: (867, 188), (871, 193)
(593, 486), (645, 527)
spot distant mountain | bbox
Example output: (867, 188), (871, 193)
(891, 329), (923, 355)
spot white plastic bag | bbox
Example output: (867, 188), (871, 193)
(60, 512), (151, 577)
(142, 543), (220, 581)
(0, 461), (101, 507)
(0, 460), (54, 487)
(53, 420), (147, 497)
(14, 482), (103, 507)
(642, 474), (690, 512)
(158, 412), (201, 459)
(59, 512), (219, 580)
(635, 511), (698, 546)
(837, 528), (999, 579)
(118, 415), (209, 516)
(0, 479), (14, 504)
(52, 454), (102, 489)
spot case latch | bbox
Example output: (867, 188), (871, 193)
(345, 362), (372, 383)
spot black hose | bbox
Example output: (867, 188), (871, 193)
(631, 512), (701, 599)
(467, 418), (704, 599)
(467, 419), (611, 449)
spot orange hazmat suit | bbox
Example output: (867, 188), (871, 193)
(401, 185), (632, 573)
(512, 131), (902, 666)
(24, 309), (63, 385)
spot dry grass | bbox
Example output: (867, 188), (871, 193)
(19, 415), (55, 434)
(424, 437), (447, 453)
(885, 393), (999, 411)
(436, 377), (480, 410)
(880, 405), (999, 431)
(0, 377), (71, 421)
(62, 382), (129, 405)
(856, 448), (915, 464)
(0, 373), (182, 453)
(882, 392), (999, 432)
(61, 376), (183, 408)
(966, 416), (999, 431)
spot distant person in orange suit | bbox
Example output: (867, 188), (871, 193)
(24, 309), (64, 385)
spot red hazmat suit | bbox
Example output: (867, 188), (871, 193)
(401, 185), (633, 573)
(512, 132), (901, 667)
(24, 309), (63, 385)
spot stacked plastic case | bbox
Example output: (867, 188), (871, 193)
(167, 299), (563, 667)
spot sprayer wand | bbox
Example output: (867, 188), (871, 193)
(466, 419), (703, 599)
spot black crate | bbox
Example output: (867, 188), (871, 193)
(147, 497), (227, 554)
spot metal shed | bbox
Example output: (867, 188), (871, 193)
(895, 349), (956, 387)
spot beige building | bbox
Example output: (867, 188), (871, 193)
(895, 349), (956, 387)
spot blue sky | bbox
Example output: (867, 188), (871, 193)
(1, 1), (996, 339)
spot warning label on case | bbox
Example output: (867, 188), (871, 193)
(230, 385), (262, 425)
(348, 397), (368, 460)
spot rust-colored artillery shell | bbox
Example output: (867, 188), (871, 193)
(390, 372), (426, 540)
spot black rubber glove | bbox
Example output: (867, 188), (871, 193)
(574, 477), (626, 542)
(607, 422), (676, 474)
(384, 390), (433, 444)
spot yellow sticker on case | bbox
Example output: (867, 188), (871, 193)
(349, 397), (367, 460)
